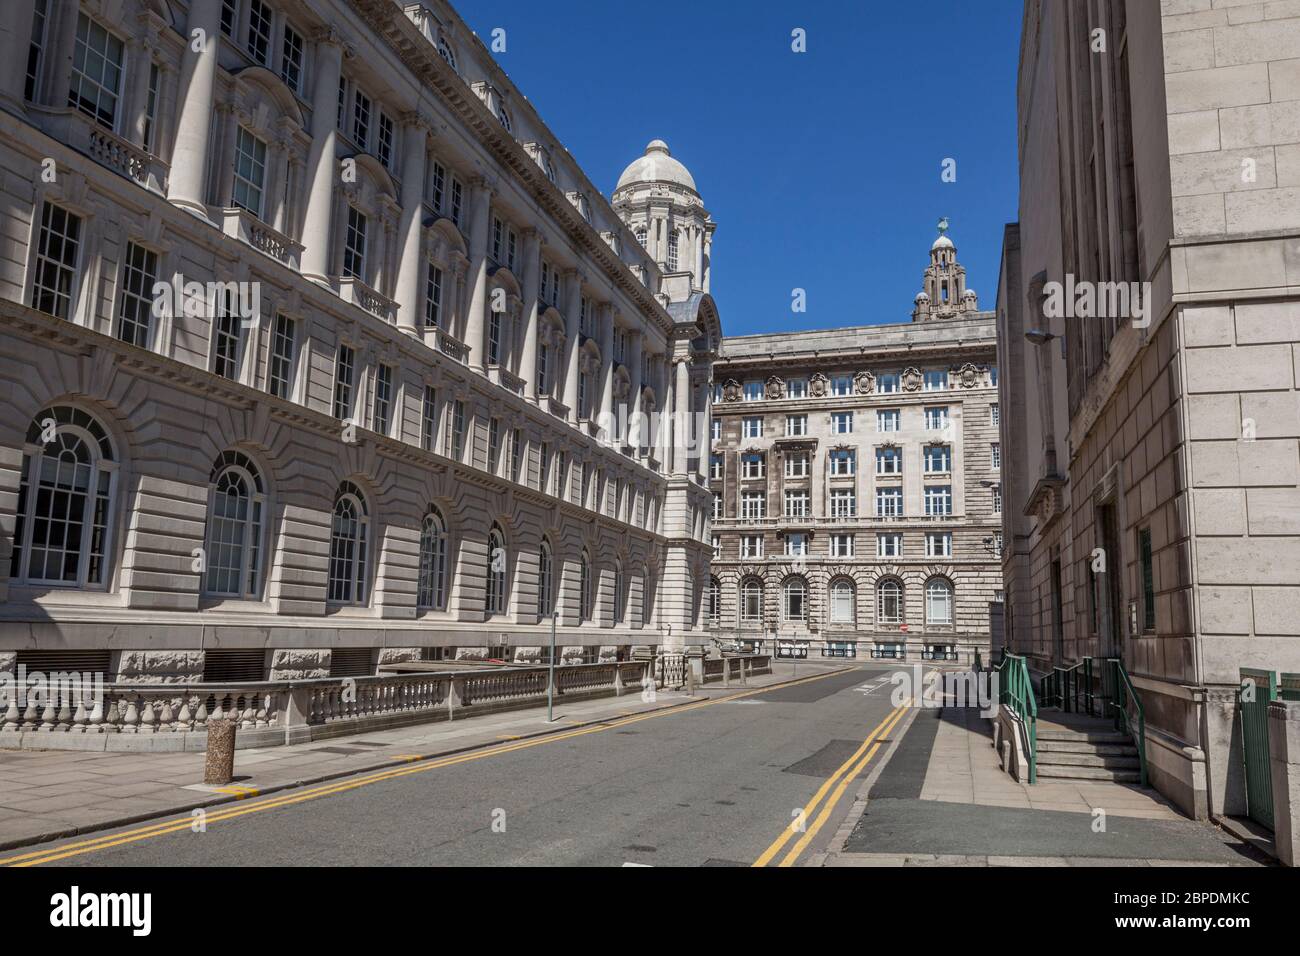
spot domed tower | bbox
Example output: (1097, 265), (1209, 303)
(612, 140), (715, 293)
(913, 218), (979, 321)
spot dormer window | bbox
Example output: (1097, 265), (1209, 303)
(437, 37), (457, 70)
(497, 104), (512, 133)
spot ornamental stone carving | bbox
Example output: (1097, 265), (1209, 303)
(765, 376), (785, 400)
(900, 367), (924, 392)
(809, 373), (828, 397)
(956, 363), (981, 388)
(854, 370), (875, 395)
(722, 379), (742, 402)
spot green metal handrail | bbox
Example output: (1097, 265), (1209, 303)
(1101, 657), (1147, 788)
(998, 652), (1038, 783)
(1041, 658), (1096, 715)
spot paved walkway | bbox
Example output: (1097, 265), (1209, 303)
(0, 661), (841, 851)
(818, 705), (1269, 867)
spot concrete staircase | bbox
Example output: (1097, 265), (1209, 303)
(1036, 716), (1142, 784)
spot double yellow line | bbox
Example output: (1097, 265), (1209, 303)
(2, 666), (854, 867)
(752, 703), (910, 868)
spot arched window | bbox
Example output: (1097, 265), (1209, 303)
(328, 481), (369, 605)
(783, 577), (807, 621)
(708, 577), (722, 624)
(740, 578), (763, 623)
(926, 577), (954, 625)
(579, 551), (593, 622)
(537, 538), (555, 618)
(486, 524), (507, 615)
(877, 578), (904, 625)
(204, 450), (265, 598)
(829, 578), (855, 625)
(13, 406), (118, 588)
(635, 228), (647, 249)
(437, 38), (457, 70)
(417, 506), (448, 611)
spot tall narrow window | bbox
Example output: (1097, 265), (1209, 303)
(333, 345), (355, 420)
(926, 578), (954, 625)
(204, 451), (265, 599)
(25, 0), (50, 102)
(328, 481), (369, 605)
(486, 525), (507, 615)
(281, 24), (304, 93)
(116, 242), (158, 349)
(268, 314), (297, 400)
(68, 13), (123, 130)
(232, 126), (267, 219)
(372, 364), (393, 436)
(246, 0), (272, 64)
(220, 0), (238, 37)
(666, 231), (679, 271)
(425, 263), (443, 327)
(421, 386), (438, 452)
(344, 207), (367, 280)
(487, 310), (502, 365)
(353, 89), (371, 149)
(444, 399), (465, 460)
(878, 580), (904, 625)
(30, 202), (82, 320)
(377, 112), (394, 168)
(487, 418), (502, 472)
(430, 161), (446, 212)
(212, 289), (244, 381)
(741, 579), (763, 622)
(12, 407), (117, 588)
(142, 62), (160, 151)
(417, 507), (448, 611)
(830, 580), (855, 624)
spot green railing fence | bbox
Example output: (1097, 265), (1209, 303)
(1239, 667), (1277, 830)
(1038, 656), (1147, 788)
(997, 652), (1038, 784)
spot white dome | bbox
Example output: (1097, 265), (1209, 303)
(914, 292), (930, 303)
(932, 234), (954, 251)
(616, 140), (698, 193)
(964, 288), (978, 299)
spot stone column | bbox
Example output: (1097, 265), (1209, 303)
(0, 0), (38, 115)
(673, 355), (689, 476)
(299, 28), (345, 282)
(216, 104), (238, 207)
(654, 355), (669, 469)
(695, 373), (710, 483)
(518, 228), (542, 400)
(463, 178), (493, 371)
(127, 32), (156, 147)
(599, 305), (615, 437)
(394, 113), (430, 336)
(167, 0), (224, 217)
(627, 330), (643, 450)
(372, 205), (392, 296)
(562, 271), (582, 423)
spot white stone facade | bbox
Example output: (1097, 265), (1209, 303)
(708, 234), (1002, 662)
(999, 0), (1300, 820)
(0, 0), (719, 682)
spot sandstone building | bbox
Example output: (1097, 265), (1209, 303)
(708, 230), (1002, 662)
(0, 0), (719, 682)
(998, 0), (1300, 820)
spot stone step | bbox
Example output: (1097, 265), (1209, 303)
(1037, 751), (1141, 769)
(1036, 764), (1142, 783)
(1037, 728), (1131, 745)
(1038, 739), (1137, 757)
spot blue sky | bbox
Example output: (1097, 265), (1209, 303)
(461, 1), (1023, 336)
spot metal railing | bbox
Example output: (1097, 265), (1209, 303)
(1040, 656), (1147, 788)
(997, 652), (1038, 783)
(1104, 658), (1148, 788)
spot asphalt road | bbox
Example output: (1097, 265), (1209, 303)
(13, 663), (905, 867)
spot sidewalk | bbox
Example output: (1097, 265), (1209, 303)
(0, 660), (847, 851)
(818, 705), (1270, 867)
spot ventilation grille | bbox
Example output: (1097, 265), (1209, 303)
(14, 649), (113, 677)
(329, 647), (375, 678)
(202, 649), (268, 683)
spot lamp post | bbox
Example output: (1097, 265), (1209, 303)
(547, 609), (557, 723)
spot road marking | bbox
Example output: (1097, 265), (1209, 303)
(2, 666), (858, 867)
(751, 703), (907, 868)
(211, 785), (259, 798)
(775, 705), (909, 868)
(390, 755), (423, 762)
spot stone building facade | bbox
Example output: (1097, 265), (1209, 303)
(0, 0), (719, 683)
(708, 232), (1002, 662)
(998, 0), (1300, 820)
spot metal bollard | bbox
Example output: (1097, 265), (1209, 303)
(204, 718), (236, 785)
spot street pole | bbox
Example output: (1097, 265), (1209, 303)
(547, 609), (557, 722)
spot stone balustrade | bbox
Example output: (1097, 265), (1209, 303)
(339, 276), (399, 324)
(222, 207), (305, 271)
(701, 655), (772, 685)
(0, 661), (651, 753)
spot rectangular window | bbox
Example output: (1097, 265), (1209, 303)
(446, 400), (465, 460)
(785, 532), (808, 556)
(488, 311), (502, 365)
(742, 417), (762, 439)
(924, 370), (947, 391)
(709, 454), (723, 480)
(712, 492), (723, 519)
(784, 490), (809, 519)
(877, 409), (900, 433)
(829, 489), (856, 519)
(268, 313), (297, 400)
(430, 161), (446, 211)
(925, 445), (952, 473)
(336, 75), (346, 128)
(116, 242), (157, 348)
(220, 0), (238, 37)
(785, 452), (809, 479)
(925, 532), (952, 558)
(925, 485), (953, 517)
(741, 453), (764, 479)
(832, 411), (853, 434)
(925, 406), (949, 430)
(743, 380), (762, 402)
(877, 373), (899, 394)
(232, 126), (267, 219)
(877, 533), (902, 558)
(992, 483), (1002, 514)
(991, 403), (1000, 427)
(829, 449), (855, 476)
(741, 492), (766, 520)
(212, 289), (243, 381)
(536, 341), (549, 395)
(353, 88), (371, 148)
(333, 345), (355, 420)
(449, 176), (463, 227)
(785, 414), (806, 437)
(25, 0), (50, 102)
(991, 443), (1001, 470)
(372, 364), (393, 436)
(68, 13), (123, 130)
(831, 374), (853, 396)
(741, 535), (763, 559)
(876, 488), (903, 518)
(246, 0), (272, 64)
(876, 447), (901, 475)
(831, 534), (855, 558)
(377, 112), (394, 169)
(786, 378), (807, 398)
(344, 207), (367, 280)
(420, 386), (438, 451)
(1140, 527), (1155, 631)
(142, 62), (160, 151)
(510, 428), (522, 482)
(425, 262), (443, 328)
(281, 24), (304, 93)
(488, 418), (502, 472)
